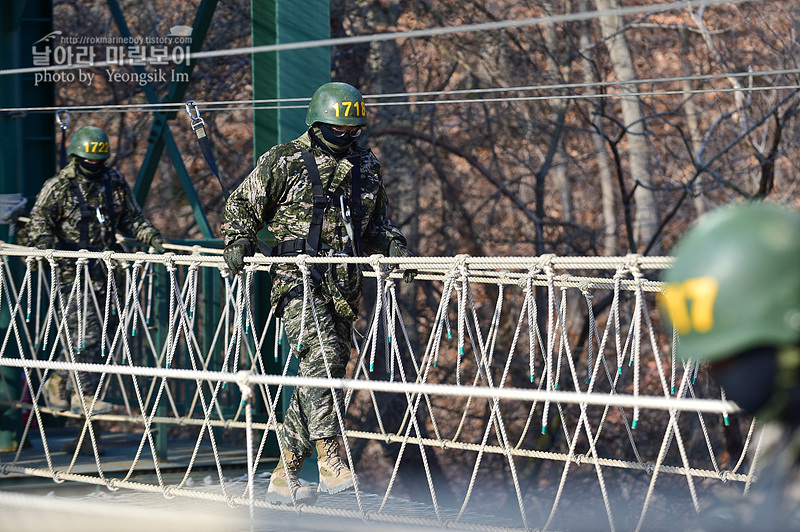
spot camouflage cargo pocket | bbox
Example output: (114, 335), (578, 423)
(326, 260), (362, 321)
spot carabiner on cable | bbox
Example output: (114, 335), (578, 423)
(56, 109), (70, 130)
(185, 100), (205, 130)
(339, 194), (351, 223)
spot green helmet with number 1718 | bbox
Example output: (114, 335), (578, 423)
(305, 82), (367, 127)
(67, 126), (111, 160)
(661, 202), (800, 364)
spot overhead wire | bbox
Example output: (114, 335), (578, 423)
(2, 66), (799, 116)
(0, 0), (788, 121)
(0, 0), (755, 79)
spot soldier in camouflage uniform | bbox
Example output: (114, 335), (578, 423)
(662, 203), (800, 530)
(27, 126), (165, 419)
(222, 82), (414, 504)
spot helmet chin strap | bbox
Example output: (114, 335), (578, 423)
(710, 346), (779, 416)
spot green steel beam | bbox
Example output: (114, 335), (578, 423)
(251, 0), (331, 151)
(0, 0), (56, 203)
(3, 0), (30, 32)
(132, 0), (219, 207)
(164, 0), (218, 116)
(107, 0), (218, 238)
(0, 0), (54, 454)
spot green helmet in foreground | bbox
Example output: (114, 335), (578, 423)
(661, 202), (800, 364)
(67, 126), (111, 160)
(305, 82), (367, 127)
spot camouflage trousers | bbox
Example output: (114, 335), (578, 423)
(56, 271), (114, 396)
(278, 292), (352, 459)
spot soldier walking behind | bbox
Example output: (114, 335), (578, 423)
(26, 125), (166, 421)
(222, 82), (415, 504)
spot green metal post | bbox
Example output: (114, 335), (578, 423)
(0, 0), (56, 453)
(251, 0), (330, 151)
(153, 262), (168, 461)
(250, 0), (330, 474)
(107, 0), (219, 238)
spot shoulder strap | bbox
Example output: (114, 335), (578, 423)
(103, 175), (116, 238)
(67, 177), (92, 250)
(348, 156), (364, 256)
(299, 148), (329, 257)
(59, 129), (68, 169)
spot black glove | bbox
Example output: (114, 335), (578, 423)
(150, 235), (167, 254)
(223, 238), (254, 276)
(35, 237), (55, 250)
(388, 239), (417, 283)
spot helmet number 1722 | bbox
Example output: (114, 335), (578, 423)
(83, 141), (110, 154)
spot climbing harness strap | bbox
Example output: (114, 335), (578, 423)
(299, 148), (329, 258)
(184, 100), (272, 256)
(348, 156), (364, 257)
(277, 149), (364, 260)
(185, 101), (230, 198)
(273, 149), (364, 317)
(103, 179), (117, 239)
(67, 178), (93, 250)
(66, 176), (116, 251)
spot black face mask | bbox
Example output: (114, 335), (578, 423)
(709, 347), (779, 416)
(76, 158), (106, 179)
(317, 123), (356, 148)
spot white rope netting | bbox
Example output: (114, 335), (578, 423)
(0, 246), (752, 532)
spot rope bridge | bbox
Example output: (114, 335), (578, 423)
(0, 246), (752, 532)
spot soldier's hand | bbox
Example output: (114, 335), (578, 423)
(150, 235), (167, 254)
(223, 238), (253, 276)
(35, 237), (55, 250)
(388, 240), (417, 283)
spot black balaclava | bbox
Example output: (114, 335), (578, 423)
(310, 124), (355, 158)
(74, 156), (106, 179)
(710, 345), (800, 428)
(709, 347), (779, 416)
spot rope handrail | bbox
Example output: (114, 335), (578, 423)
(0, 358), (738, 414)
(0, 245), (673, 268)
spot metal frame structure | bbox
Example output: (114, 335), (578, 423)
(0, 0), (332, 465)
(0, 0), (55, 454)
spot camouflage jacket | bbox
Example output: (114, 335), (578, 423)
(692, 421), (800, 530)
(27, 161), (160, 279)
(222, 131), (407, 319)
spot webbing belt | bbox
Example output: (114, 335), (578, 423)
(57, 110), (69, 170)
(67, 176), (116, 250)
(348, 156), (364, 257)
(272, 237), (333, 257)
(299, 148), (328, 258)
